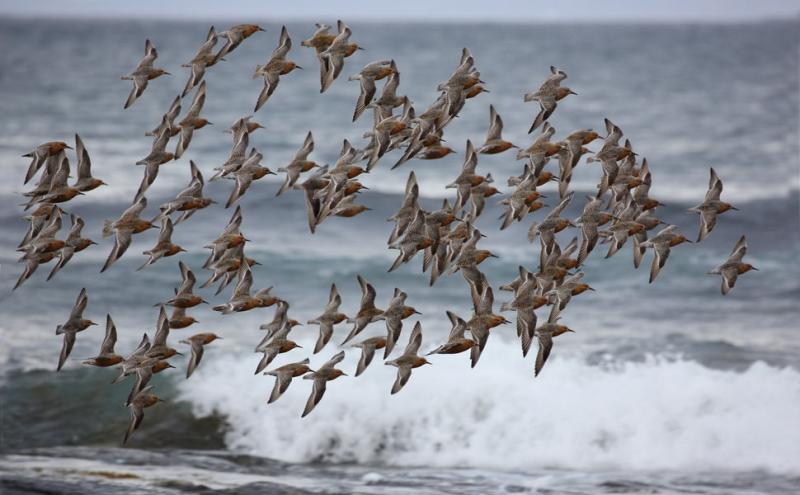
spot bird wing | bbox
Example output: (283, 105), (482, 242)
(302, 378), (327, 417)
(353, 76), (376, 121)
(698, 209), (717, 242)
(57, 332), (76, 371)
(100, 314), (118, 355)
(157, 217), (175, 245)
(358, 275), (376, 308)
(446, 311), (467, 340)
(720, 266), (739, 295)
(69, 287), (89, 320)
(186, 80), (207, 119)
(354, 342), (375, 376)
(294, 131), (315, 161)
(705, 167), (723, 203)
(534, 332), (553, 377)
(185, 339), (205, 378)
(152, 305), (170, 347)
(390, 366), (412, 394)
(728, 235), (747, 263)
(325, 284), (342, 312)
(485, 104), (504, 142)
(75, 134), (93, 180)
(649, 243), (671, 283)
(232, 265), (254, 299)
(268, 371), (293, 403)
(403, 321), (423, 356)
(320, 350), (345, 370)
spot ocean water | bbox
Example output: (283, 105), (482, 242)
(1, 17), (800, 495)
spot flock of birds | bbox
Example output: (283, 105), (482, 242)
(13, 21), (757, 445)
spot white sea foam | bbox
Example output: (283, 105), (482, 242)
(177, 339), (800, 474)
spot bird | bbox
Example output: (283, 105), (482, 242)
(138, 218), (185, 270)
(308, 284), (348, 354)
(253, 26), (301, 112)
(258, 300), (290, 335)
(445, 140), (485, 210)
(154, 160), (215, 225)
(22, 141), (71, 184)
(342, 275), (385, 344)
(500, 267), (547, 357)
(319, 20), (358, 93)
(527, 192), (576, 249)
(524, 66), (575, 133)
(213, 264), (281, 314)
(467, 285), (510, 368)
(101, 197), (155, 272)
(576, 196), (614, 264)
(83, 314), (124, 367)
(385, 321), (430, 394)
(349, 60), (395, 121)
(641, 225), (691, 283)
(73, 134), (107, 192)
(55, 288), (96, 371)
(301, 350), (347, 417)
(689, 167), (737, 242)
(379, 288), (421, 358)
(163, 261), (207, 309)
(168, 306), (199, 329)
(224, 149), (275, 208)
(264, 358), (312, 404)
(123, 385), (163, 445)
(47, 214), (96, 281)
(174, 81), (212, 159)
(276, 131), (317, 196)
(134, 127), (176, 202)
(145, 305), (181, 360)
(181, 25), (219, 97)
(215, 24), (265, 63)
(426, 311), (476, 356)
(254, 322), (302, 374)
(180, 333), (221, 378)
(478, 105), (517, 154)
(352, 336), (387, 376)
(121, 39), (170, 109)
(533, 313), (575, 377)
(708, 235), (756, 295)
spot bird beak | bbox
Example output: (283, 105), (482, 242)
(164, 72), (172, 76)
(295, 66), (304, 70)
(751, 266), (759, 271)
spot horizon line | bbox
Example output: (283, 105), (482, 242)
(1, 12), (799, 26)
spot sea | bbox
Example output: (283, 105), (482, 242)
(1, 17), (799, 495)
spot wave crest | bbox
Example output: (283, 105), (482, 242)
(177, 342), (800, 473)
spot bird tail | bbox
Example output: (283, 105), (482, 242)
(102, 220), (114, 238)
